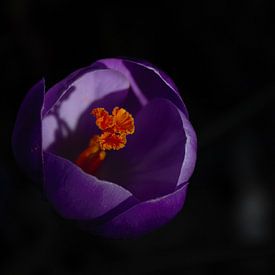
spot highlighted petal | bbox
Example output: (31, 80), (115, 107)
(176, 111), (197, 186)
(42, 70), (130, 161)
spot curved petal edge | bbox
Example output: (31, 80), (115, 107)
(96, 58), (189, 116)
(177, 110), (197, 186)
(88, 183), (189, 239)
(43, 152), (138, 220)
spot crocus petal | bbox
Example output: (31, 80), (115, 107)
(177, 111), (197, 186)
(99, 99), (186, 201)
(43, 152), (138, 220)
(90, 183), (188, 239)
(12, 79), (45, 182)
(96, 58), (188, 116)
(42, 69), (131, 159)
(42, 62), (107, 116)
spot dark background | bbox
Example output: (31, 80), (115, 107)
(1, 1), (274, 274)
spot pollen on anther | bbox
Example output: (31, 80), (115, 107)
(91, 106), (135, 151)
(112, 107), (135, 135)
(91, 108), (114, 130)
(99, 132), (127, 150)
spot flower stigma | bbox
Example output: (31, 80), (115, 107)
(75, 107), (135, 175)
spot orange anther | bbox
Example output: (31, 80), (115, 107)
(98, 132), (127, 150)
(112, 107), (135, 135)
(91, 108), (114, 130)
(91, 106), (135, 151)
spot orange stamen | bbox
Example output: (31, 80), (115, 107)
(75, 106), (135, 175)
(75, 136), (106, 175)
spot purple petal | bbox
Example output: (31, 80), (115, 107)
(43, 152), (138, 220)
(90, 183), (188, 238)
(177, 111), (197, 186)
(42, 69), (130, 159)
(97, 58), (189, 116)
(42, 62), (106, 116)
(12, 79), (45, 182)
(99, 99), (186, 201)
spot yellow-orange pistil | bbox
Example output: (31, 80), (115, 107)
(75, 107), (135, 175)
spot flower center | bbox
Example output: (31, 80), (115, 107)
(75, 107), (135, 175)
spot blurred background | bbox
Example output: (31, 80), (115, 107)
(0, 1), (274, 274)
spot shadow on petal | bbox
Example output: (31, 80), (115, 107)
(43, 69), (142, 161)
(44, 89), (130, 161)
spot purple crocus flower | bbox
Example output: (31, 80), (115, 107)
(12, 58), (197, 238)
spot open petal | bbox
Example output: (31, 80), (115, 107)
(99, 99), (186, 201)
(42, 69), (132, 160)
(12, 79), (45, 182)
(97, 58), (188, 116)
(89, 183), (188, 238)
(43, 152), (138, 220)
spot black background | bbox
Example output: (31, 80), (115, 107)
(1, 1), (274, 274)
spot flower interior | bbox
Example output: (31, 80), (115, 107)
(75, 107), (135, 175)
